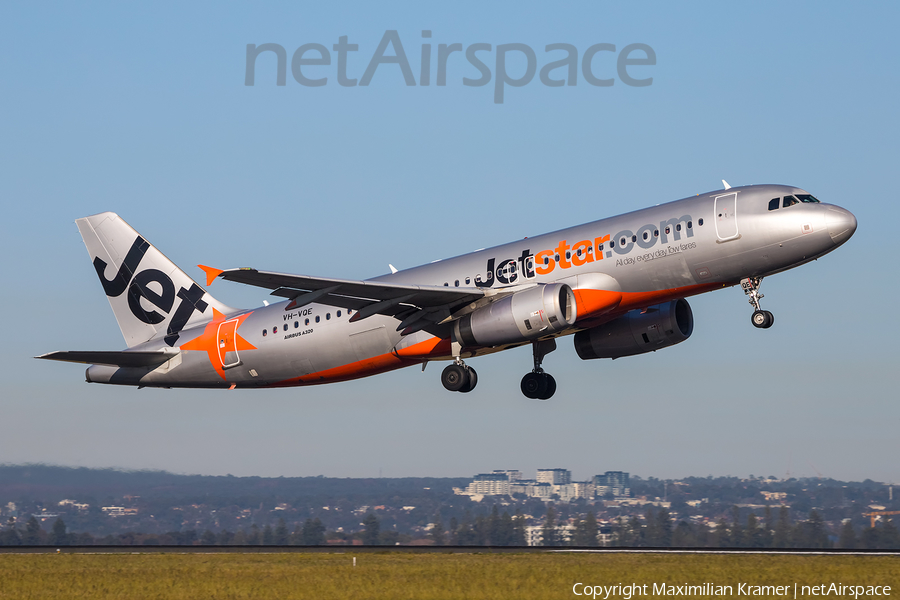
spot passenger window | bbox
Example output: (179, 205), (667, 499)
(642, 232), (649, 240)
(475, 275), (482, 282)
(783, 195), (799, 208)
(698, 218), (704, 226)
(305, 318), (309, 326)
(337, 310), (342, 317)
(676, 224), (682, 232)
(315, 316), (320, 323)
(294, 321), (299, 328)
(273, 326), (278, 333)
(443, 282), (448, 286)
(454, 280), (459, 287)
(326, 313), (331, 320)
(465, 277), (470, 285)
(687, 221), (692, 229)
(768, 198), (780, 211)
(262, 329), (267, 337)
(524, 257), (535, 276)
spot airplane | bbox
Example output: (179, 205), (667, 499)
(38, 183), (857, 399)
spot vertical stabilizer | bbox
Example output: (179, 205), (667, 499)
(76, 212), (237, 348)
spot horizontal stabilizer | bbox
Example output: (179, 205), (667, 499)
(36, 350), (178, 368)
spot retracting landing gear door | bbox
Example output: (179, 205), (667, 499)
(217, 319), (243, 369)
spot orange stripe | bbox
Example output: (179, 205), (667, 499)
(573, 288), (622, 321)
(268, 352), (413, 387)
(270, 336), (456, 387)
(394, 336), (452, 360)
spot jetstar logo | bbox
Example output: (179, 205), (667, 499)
(93, 236), (208, 346)
(475, 214), (694, 287)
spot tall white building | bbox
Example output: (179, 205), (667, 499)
(537, 468), (571, 485)
(464, 473), (510, 496)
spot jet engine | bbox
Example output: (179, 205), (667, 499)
(454, 283), (576, 348)
(574, 299), (693, 360)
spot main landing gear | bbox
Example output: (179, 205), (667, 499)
(521, 339), (557, 400)
(741, 277), (774, 329)
(441, 360), (478, 393)
(439, 338), (558, 399)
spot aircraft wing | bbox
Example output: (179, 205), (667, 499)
(202, 266), (490, 334)
(36, 350), (177, 368)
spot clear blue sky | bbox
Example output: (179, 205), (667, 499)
(2, 1), (897, 482)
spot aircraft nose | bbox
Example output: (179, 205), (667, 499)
(825, 206), (857, 246)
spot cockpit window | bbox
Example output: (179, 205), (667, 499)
(768, 198), (780, 211)
(782, 195), (800, 208)
(796, 194), (820, 203)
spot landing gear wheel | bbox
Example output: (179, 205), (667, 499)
(459, 367), (478, 393)
(537, 373), (557, 400)
(441, 364), (469, 392)
(751, 310), (768, 328)
(751, 310), (775, 329)
(521, 372), (547, 399)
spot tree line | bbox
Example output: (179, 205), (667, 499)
(609, 506), (900, 549)
(3, 506), (898, 548)
(0, 516), (330, 547)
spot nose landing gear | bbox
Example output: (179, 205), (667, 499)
(521, 339), (557, 400)
(742, 277), (774, 329)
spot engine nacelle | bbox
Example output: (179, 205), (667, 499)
(454, 283), (576, 348)
(574, 298), (693, 360)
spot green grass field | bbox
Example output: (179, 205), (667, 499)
(1, 552), (897, 600)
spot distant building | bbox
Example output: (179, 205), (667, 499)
(524, 523), (577, 546)
(593, 471), (630, 497)
(102, 506), (138, 517)
(531, 482), (553, 499)
(537, 469), (571, 485)
(760, 491), (787, 502)
(510, 480), (536, 496)
(555, 482), (595, 502)
(493, 470), (522, 482)
(456, 467), (625, 502)
(464, 473), (511, 496)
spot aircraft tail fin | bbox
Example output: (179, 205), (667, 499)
(76, 212), (237, 348)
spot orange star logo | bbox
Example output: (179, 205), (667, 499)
(181, 308), (256, 380)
